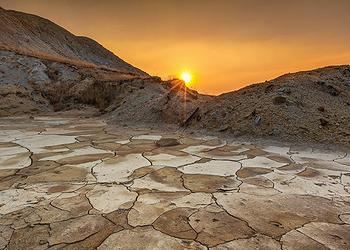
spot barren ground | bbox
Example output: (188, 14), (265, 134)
(0, 115), (349, 249)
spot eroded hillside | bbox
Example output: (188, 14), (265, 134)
(0, 7), (147, 75)
(188, 66), (350, 146)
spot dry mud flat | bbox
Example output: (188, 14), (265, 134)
(0, 116), (349, 250)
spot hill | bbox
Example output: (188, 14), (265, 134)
(187, 65), (350, 146)
(0, 7), (147, 76)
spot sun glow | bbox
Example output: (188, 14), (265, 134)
(181, 71), (192, 87)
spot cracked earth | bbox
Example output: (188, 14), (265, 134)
(0, 116), (350, 250)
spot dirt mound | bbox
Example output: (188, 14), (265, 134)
(187, 65), (350, 146)
(42, 77), (207, 125)
(0, 7), (147, 76)
(0, 50), (206, 125)
(0, 50), (144, 114)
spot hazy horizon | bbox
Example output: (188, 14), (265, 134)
(1, 0), (350, 95)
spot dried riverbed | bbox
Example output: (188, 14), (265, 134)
(0, 116), (349, 249)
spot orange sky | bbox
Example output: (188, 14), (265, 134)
(1, 0), (350, 95)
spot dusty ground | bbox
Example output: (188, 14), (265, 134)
(0, 115), (349, 249)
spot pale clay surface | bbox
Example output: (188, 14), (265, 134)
(0, 116), (349, 249)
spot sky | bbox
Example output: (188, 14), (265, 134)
(1, 0), (350, 95)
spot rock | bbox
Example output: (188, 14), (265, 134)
(277, 87), (292, 95)
(339, 214), (350, 224)
(264, 84), (274, 93)
(272, 96), (287, 105)
(253, 115), (262, 126)
(319, 118), (329, 126)
(218, 125), (229, 132)
(325, 84), (341, 96)
(156, 138), (181, 147)
(39, 239), (48, 245)
(318, 106), (325, 112)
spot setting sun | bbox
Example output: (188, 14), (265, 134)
(181, 71), (192, 86)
